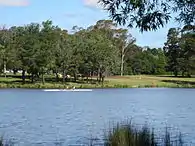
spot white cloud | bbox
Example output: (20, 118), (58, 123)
(0, 0), (29, 6)
(83, 0), (100, 8)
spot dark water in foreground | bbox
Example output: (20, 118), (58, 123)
(0, 88), (195, 145)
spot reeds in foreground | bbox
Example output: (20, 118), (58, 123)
(0, 121), (186, 146)
(102, 121), (184, 146)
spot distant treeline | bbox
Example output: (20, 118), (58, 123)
(0, 20), (194, 84)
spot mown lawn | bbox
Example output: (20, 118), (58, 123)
(106, 75), (195, 88)
(0, 75), (195, 88)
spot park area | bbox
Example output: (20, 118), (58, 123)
(0, 74), (195, 89)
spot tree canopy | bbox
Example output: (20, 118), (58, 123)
(100, 0), (195, 31)
(0, 20), (194, 85)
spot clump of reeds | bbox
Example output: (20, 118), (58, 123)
(103, 121), (184, 146)
(0, 137), (13, 146)
(87, 121), (185, 146)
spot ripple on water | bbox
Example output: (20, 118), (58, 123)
(0, 88), (195, 145)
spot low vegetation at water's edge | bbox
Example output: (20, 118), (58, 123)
(0, 121), (187, 146)
(102, 122), (184, 146)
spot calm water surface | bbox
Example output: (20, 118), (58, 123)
(0, 88), (195, 145)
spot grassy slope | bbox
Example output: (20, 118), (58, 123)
(0, 75), (195, 88)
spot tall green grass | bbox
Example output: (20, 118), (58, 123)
(87, 121), (185, 146)
(103, 122), (184, 146)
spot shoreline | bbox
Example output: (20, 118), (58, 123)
(0, 83), (195, 89)
(1, 75), (195, 89)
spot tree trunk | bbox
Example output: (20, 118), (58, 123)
(13, 69), (17, 75)
(87, 72), (89, 83)
(121, 47), (125, 76)
(42, 73), (45, 84)
(55, 68), (59, 82)
(22, 70), (25, 84)
(99, 71), (105, 87)
(31, 73), (34, 83)
(175, 72), (178, 77)
(101, 72), (105, 87)
(187, 70), (191, 78)
(90, 71), (92, 83)
(62, 66), (66, 84)
(98, 67), (101, 83)
(74, 72), (77, 82)
(99, 72), (102, 83)
(55, 72), (59, 82)
(41, 68), (45, 84)
(187, 74), (191, 78)
(174, 70), (178, 77)
(3, 61), (6, 78)
(182, 71), (185, 77)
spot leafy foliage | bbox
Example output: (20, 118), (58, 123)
(0, 20), (194, 85)
(164, 25), (195, 77)
(100, 0), (195, 31)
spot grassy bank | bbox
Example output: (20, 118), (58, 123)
(0, 75), (195, 89)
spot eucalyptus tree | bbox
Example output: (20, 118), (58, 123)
(100, 0), (195, 32)
(89, 27), (120, 82)
(113, 28), (136, 76)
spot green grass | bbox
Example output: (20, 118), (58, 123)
(105, 75), (195, 88)
(0, 75), (195, 89)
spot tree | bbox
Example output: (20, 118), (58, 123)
(3, 18), (190, 86)
(38, 20), (59, 84)
(89, 20), (120, 81)
(55, 30), (73, 83)
(9, 25), (31, 83)
(0, 26), (12, 77)
(124, 44), (141, 74)
(154, 48), (167, 74)
(113, 28), (136, 76)
(100, 0), (195, 32)
(179, 25), (195, 77)
(13, 23), (41, 83)
(24, 23), (41, 83)
(164, 28), (181, 76)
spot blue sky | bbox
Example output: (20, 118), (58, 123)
(0, 0), (181, 48)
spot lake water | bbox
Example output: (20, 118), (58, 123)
(0, 88), (195, 145)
